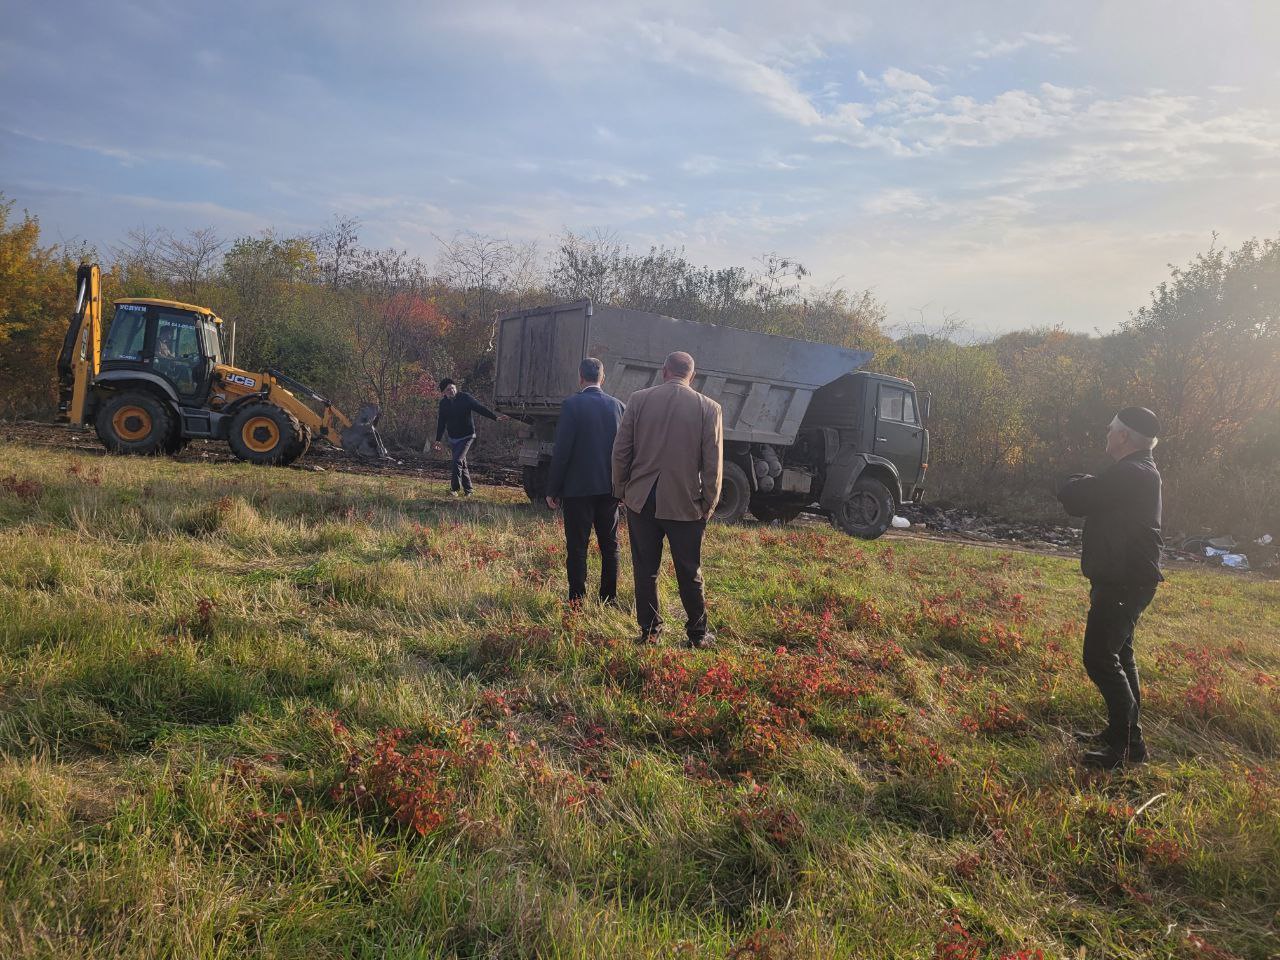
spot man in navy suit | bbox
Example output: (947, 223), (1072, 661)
(545, 357), (626, 605)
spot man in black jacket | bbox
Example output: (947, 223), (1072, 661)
(432, 379), (507, 497)
(1057, 406), (1164, 768)
(545, 358), (626, 605)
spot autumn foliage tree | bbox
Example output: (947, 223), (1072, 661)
(0, 200), (83, 418)
(1, 189), (1276, 536)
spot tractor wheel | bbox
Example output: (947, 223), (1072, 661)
(162, 429), (191, 456)
(95, 391), (174, 456)
(751, 501), (804, 524)
(831, 475), (895, 540)
(228, 403), (303, 466)
(713, 461), (750, 523)
(522, 463), (549, 503)
(282, 425), (312, 466)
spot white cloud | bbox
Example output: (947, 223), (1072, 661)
(636, 22), (824, 126)
(587, 170), (651, 188)
(681, 155), (722, 176)
(972, 31), (1077, 60)
(881, 67), (934, 93)
(862, 188), (931, 215)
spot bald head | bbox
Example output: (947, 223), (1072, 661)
(663, 351), (695, 383)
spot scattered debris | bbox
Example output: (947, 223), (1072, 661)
(890, 515), (910, 529)
(1204, 547), (1250, 571)
(898, 503), (1083, 552)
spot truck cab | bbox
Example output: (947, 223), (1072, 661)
(97, 298), (226, 408)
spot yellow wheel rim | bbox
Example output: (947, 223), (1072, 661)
(242, 416), (281, 453)
(112, 405), (153, 442)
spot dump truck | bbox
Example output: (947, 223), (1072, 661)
(56, 264), (386, 465)
(494, 300), (929, 539)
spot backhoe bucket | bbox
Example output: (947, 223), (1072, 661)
(340, 404), (389, 460)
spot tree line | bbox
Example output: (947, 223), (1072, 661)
(1, 194), (1276, 537)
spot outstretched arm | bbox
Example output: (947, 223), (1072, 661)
(1057, 463), (1133, 517)
(468, 394), (506, 422)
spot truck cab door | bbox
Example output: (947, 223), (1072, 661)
(872, 383), (925, 492)
(150, 310), (210, 404)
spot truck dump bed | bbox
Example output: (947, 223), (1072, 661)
(494, 300), (871, 445)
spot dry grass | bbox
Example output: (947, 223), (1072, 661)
(0, 440), (1277, 959)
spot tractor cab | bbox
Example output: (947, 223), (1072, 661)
(102, 298), (225, 405)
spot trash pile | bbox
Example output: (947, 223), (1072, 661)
(896, 503), (1083, 551)
(1169, 533), (1277, 575)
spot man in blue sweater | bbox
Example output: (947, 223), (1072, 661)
(431, 379), (508, 497)
(545, 358), (626, 605)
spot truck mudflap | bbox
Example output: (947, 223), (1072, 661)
(817, 449), (903, 513)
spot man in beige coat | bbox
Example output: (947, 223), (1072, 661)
(612, 351), (724, 647)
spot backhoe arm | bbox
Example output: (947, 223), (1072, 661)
(56, 264), (102, 425)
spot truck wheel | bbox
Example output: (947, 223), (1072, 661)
(522, 463), (549, 502)
(282, 426), (311, 466)
(832, 476), (894, 539)
(752, 501), (803, 524)
(714, 461), (750, 523)
(95, 391), (174, 456)
(228, 403), (303, 466)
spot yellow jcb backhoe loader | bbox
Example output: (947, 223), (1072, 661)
(55, 263), (386, 465)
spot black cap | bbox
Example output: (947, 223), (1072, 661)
(1117, 406), (1159, 439)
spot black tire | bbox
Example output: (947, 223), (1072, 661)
(161, 428), (190, 456)
(282, 426), (311, 466)
(714, 460), (751, 523)
(751, 500), (804, 524)
(228, 403), (303, 466)
(95, 391), (174, 456)
(522, 463), (549, 502)
(831, 475), (895, 539)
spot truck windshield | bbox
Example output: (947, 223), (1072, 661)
(200, 320), (224, 366)
(103, 305), (148, 361)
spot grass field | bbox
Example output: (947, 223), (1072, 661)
(0, 440), (1277, 959)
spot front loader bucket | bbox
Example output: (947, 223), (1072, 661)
(339, 404), (389, 460)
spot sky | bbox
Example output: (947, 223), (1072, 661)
(2, 0), (1279, 335)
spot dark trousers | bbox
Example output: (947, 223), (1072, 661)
(627, 497), (708, 639)
(448, 436), (474, 492)
(1083, 582), (1156, 749)
(561, 495), (620, 602)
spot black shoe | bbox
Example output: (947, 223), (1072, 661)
(1081, 742), (1149, 768)
(685, 632), (715, 650)
(634, 629), (661, 645)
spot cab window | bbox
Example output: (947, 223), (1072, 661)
(879, 386), (905, 422)
(200, 321), (224, 366)
(154, 312), (200, 360)
(879, 386), (920, 424)
(103, 305), (148, 361)
(902, 392), (918, 424)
